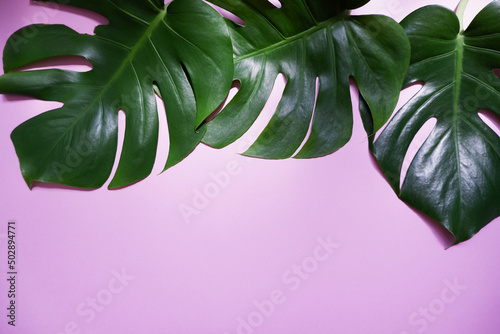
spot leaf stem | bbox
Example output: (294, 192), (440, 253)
(455, 0), (469, 32)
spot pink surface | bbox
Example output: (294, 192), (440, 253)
(1, 1), (500, 334)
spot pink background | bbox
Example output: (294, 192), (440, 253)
(1, 1), (500, 333)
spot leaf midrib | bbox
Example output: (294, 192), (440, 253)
(98, 6), (167, 96)
(452, 33), (465, 214)
(32, 6), (168, 182)
(233, 14), (346, 63)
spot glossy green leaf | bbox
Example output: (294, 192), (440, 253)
(370, 1), (500, 244)
(203, 0), (410, 159)
(0, 0), (233, 189)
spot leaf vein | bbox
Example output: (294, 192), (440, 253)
(465, 44), (500, 56)
(462, 72), (500, 98)
(129, 62), (144, 113)
(160, 20), (218, 69)
(458, 114), (500, 159)
(410, 50), (455, 68)
(105, 0), (149, 26)
(148, 38), (181, 103)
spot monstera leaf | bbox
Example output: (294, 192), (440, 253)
(202, 0), (410, 159)
(370, 0), (500, 244)
(0, 0), (233, 189)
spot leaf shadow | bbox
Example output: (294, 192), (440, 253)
(30, 0), (109, 27)
(2, 94), (31, 103)
(407, 207), (455, 249)
(12, 55), (93, 73)
(31, 181), (96, 192)
(368, 151), (455, 249)
(108, 181), (140, 191)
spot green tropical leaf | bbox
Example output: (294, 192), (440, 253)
(0, 0), (233, 189)
(370, 1), (500, 244)
(202, 0), (410, 159)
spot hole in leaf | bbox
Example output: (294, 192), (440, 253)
(234, 73), (287, 152)
(348, 76), (364, 141)
(292, 76), (319, 156)
(268, 0), (282, 8)
(152, 81), (161, 98)
(207, 2), (246, 26)
(205, 80), (241, 123)
(479, 109), (500, 137)
(12, 56), (93, 73)
(180, 62), (193, 91)
(374, 81), (424, 142)
(106, 109), (127, 189)
(400, 117), (437, 189)
(494, 68), (500, 79)
(153, 93), (170, 175)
